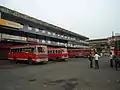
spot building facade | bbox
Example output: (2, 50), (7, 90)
(0, 6), (89, 49)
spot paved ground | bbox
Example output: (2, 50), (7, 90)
(0, 56), (120, 90)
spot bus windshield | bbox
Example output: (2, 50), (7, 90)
(37, 47), (45, 53)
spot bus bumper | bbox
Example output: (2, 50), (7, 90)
(35, 59), (48, 62)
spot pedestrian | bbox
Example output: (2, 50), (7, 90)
(94, 52), (100, 69)
(114, 55), (120, 70)
(100, 52), (103, 57)
(88, 53), (93, 68)
(109, 52), (113, 68)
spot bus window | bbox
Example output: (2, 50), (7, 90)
(22, 47), (35, 53)
(56, 50), (58, 54)
(11, 49), (19, 53)
(48, 50), (52, 54)
(51, 50), (53, 54)
(53, 50), (56, 54)
(48, 50), (50, 54)
(32, 48), (36, 53)
(16, 49), (19, 52)
(20, 48), (22, 52)
(58, 50), (62, 54)
(49, 50), (52, 54)
(10, 49), (13, 52)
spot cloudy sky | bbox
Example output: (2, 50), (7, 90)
(0, 0), (120, 39)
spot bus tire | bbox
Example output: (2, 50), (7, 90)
(63, 59), (67, 62)
(10, 60), (15, 64)
(28, 58), (32, 65)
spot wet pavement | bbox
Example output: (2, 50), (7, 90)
(0, 56), (120, 90)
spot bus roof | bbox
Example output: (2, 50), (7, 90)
(10, 44), (46, 49)
(48, 48), (67, 50)
(68, 48), (90, 50)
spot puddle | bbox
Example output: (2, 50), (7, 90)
(44, 78), (78, 90)
(28, 78), (36, 82)
(63, 82), (78, 90)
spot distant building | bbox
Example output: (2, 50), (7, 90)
(89, 38), (109, 54)
(89, 35), (120, 55)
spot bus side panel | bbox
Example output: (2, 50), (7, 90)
(8, 52), (36, 61)
(48, 53), (62, 60)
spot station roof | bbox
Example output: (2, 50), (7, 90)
(0, 6), (89, 40)
(89, 38), (108, 42)
(88, 38), (108, 46)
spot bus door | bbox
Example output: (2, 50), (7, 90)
(61, 48), (68, 59)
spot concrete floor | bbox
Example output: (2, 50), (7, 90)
(0, 56), (120, 90)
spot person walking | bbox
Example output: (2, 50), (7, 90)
(88, 53), (93, 68)
(110, 52), (114, 68)
(114, 55), (120, 70)
(94, 52), (100, 69)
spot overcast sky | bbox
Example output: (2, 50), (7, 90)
(0, 0), (120, 39)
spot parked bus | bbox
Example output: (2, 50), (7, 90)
(68, 48), (90, 58)
(83, 48), (91, 57)
(8, 44), (48, 64)
(68, 49), (81, 58)
(48, 47), (68, 61)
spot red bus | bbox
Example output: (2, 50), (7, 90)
(8, 44), (48, 64)
(48, 47), (68, 61)
(68, 49), (81, 58)
(68, 48), (90, 58)
(83, 48), (91, 57)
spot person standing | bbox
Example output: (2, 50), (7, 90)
(114, 55), (120, 70)
(100, 52), (103, 57)
(88, 53), (93, 68)
(94, 52), (100, 69)
(110, 52), (113, 68)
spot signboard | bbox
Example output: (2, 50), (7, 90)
(0, 19), (21, 28)
(27, 37), (39, 42)
(115, 40), (120, 50)
(2, 34), (26, 41)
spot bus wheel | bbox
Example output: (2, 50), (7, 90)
(28, 58), (32, 65)
(63, 59), (67, 62)
(10, 60), (15, 64)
